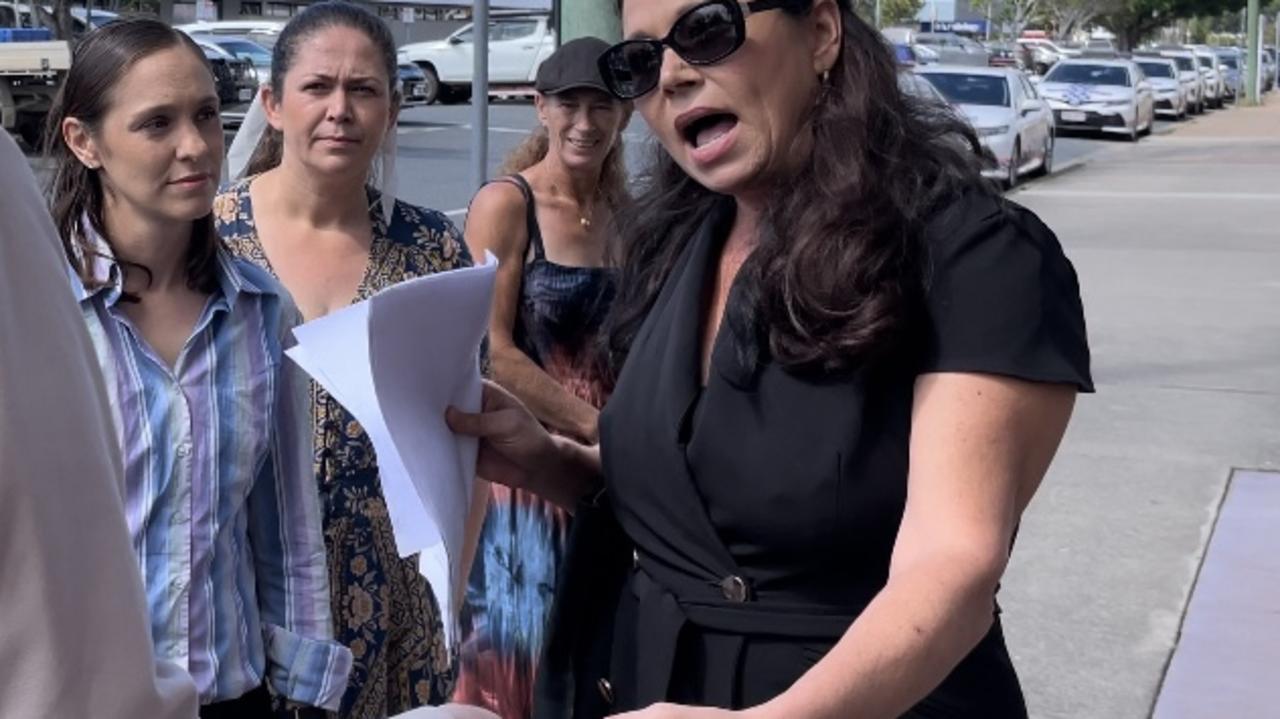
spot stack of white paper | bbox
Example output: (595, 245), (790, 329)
(286, 252), (498, 646)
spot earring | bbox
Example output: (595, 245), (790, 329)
(821, 69), (831, 85)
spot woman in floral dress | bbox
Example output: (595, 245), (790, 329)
(214, 3), (464, 716)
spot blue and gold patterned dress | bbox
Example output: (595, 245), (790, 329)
(214, 179), (467, 719)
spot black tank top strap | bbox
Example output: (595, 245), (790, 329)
(493, 173), (546, 262)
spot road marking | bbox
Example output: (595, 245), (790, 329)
(1015, 189), (1280, 201)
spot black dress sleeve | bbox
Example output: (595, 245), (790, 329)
(920, 192), (1094, 392)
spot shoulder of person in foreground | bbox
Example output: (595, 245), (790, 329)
(918, 188), (1093, 392)
(0, 131), (199, 719)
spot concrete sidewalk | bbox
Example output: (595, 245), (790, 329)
(1000, 99), (1280, 718)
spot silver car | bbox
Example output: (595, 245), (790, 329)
(1157, 49), (1207, 114)
(1134, 57), (1189, 119)
(918, 66), (1055, 187)
(1190, 46), (1226, 108)
(914, 32), (990, 66)
(1037, 59), (1156, 141)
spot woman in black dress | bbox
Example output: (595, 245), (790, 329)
(449, 1), (1091, 717)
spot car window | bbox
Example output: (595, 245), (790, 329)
(920, 73), (1010, 107)
(1197, 55), (1213, 68)
(1169, 56), (1194, 72)
(497, 20), (538, 41)
(1045, 63), (1131, 87)
(454, 26), (473, 42)
(1218, 55), (1239, 69)
(218, 40), (272, 65)
(1137, 61), (1174, 78)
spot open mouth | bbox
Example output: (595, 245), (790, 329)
(567, 136), (600, 151)
(681, 112), (739, 150)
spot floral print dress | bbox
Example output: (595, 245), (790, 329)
(215, 179), (467, 718)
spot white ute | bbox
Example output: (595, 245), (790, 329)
(398, 12), (556, 104)
(0, 1), (70, 148)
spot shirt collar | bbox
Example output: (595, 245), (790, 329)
(72, 216), (271, 307)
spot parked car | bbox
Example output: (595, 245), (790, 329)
(193, 37), (256, 117)
(1133, 56), (1188, 119)
(1214, 48), (1244, 102)
(1156, 48), (1207, 114)
(1085, 38), (1117, 53)
(1190, 46), (1227, 107)
(399, 62), (430, 106)
(399, 12), (556, 105)
(985, 41), (1019, 68)
(190, 34), (271, 87)
(1016, 37), (1071, 75)
(1037, 58), (1156, 141)
(913, 32), (990, 66)
(917, 66), (1054, 187)
(1261, 47), (1276, 91)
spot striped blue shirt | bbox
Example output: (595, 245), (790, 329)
(72, 232), (352, 709)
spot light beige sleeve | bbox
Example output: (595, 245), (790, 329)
(0, 132), (198, 719)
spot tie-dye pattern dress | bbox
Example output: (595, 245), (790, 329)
(452, 174), (615, 719)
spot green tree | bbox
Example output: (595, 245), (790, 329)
(853, 0), (926, 27)
(1098, 0), (1242, 49)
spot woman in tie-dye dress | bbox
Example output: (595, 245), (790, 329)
(453, 37), (630, 719)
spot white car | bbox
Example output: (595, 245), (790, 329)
(1189, 46), (1226, 108)
(1157, 49), (1207, 114)
(918, 66), (1055, 187)
(399, 13), (556, 104)
(1133, 56), (1188, 119)
(1037, 59), (1156, 141)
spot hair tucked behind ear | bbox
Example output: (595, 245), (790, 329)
(44, 18), (220, 302)
(602, 0), (987, 378)
(245, 0), (400, 176)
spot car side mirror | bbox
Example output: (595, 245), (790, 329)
(449, 35), (464, 45)
(1137, 81), (1151, 91)
(1022, 99), (1044, 114)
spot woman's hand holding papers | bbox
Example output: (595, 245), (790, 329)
(447, 380), (602, 511)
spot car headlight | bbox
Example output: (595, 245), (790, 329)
(977, 125), (1010, 137)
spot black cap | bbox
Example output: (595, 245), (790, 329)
(535, 37), (612, 95)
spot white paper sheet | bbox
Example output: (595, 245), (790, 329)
(286, 252), (498, 646)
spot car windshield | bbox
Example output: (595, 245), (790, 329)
(1218, 55), (1239, 69)
(1170, 56), (1194, 71)
(1198, 55), (1214, 68)
(216, 40), (271, 65)
(920, 73), (1009, 106)
(1045, 63), (1131, 86)
(1137, 62), (1174, 78)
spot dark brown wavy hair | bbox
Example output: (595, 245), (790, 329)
(603, 0), (987, 377)
(45, 18), (220, 302)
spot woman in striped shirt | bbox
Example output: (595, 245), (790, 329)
(46, 19), (350, 718)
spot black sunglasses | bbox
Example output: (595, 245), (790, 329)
(597, 0), (792, 100)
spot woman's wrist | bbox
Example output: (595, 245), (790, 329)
(533, 434), (603, 510)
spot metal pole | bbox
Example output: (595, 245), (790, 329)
(471, 0), (489, 191)
(1246, 0), (1259, 105)
(874, 0), (882, 29)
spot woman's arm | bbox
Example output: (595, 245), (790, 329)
(246, 306), (352, 711)
(465, 182), (603, 443)
(755, 372), (1076, 719)
(612, 372), (1076, 719)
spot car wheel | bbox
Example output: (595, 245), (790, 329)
(417, 64), (440, 105)
(1005, 142), (1020, 189)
